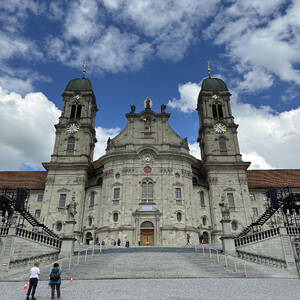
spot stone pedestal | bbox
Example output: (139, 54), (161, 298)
(0, 227), (16, 273)
(60, 220), (76, 258)
(219, 203), (236, 255)
(220, 219), (236, 255)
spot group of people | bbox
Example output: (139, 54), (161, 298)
(186, 233), (205, 245)
(26, 262), (62, 300)
(94, 237), (130, 248)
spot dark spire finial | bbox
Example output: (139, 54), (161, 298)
(207, 61), (211, 78)
(82, 62), (87, 78)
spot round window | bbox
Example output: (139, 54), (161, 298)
(113, 212), (119, 222)
(56, 222), (62, 232)
(177, 212), (182, 222)
(115, 173), (120, 179)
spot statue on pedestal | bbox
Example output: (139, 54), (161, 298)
(66, 198), (77, 220)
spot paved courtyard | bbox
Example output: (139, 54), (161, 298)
(1, 278), (300, 300)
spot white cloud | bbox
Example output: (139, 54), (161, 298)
(94, 126), (121, 159)
(168, 82), (200, 113)
(169, 81), (300, 169)
(189, 142), (201, 160)
(0, 87), (60, 170)
(206, 0), (300, 90)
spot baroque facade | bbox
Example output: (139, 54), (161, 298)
(1, 75), (300, 246)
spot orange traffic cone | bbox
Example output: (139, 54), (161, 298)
(70, 277), (73, 283)
(24, 281), (28, 290)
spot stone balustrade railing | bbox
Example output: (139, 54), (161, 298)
(9, 251), (59, 270)
(286, 226), (300, 236)
(15, 227), (62, 249)
(0, 226), (9, 236)
(237, 250), (286, 270)
(235, 228), (280, 247)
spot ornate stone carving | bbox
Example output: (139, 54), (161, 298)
(181, 169), (192, 178)
(161, 167), (173, 175)
(122, 167), (135, 175)
(66, 197), (77, 220)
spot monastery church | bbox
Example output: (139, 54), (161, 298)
(1, 74), (300, 246)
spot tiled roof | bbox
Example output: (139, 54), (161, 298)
(247, 170), (300, 189)
(0, 171), (47, 190)
(93, 160), (103, 169)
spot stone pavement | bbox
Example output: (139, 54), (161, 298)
(1, 278), (300, 300)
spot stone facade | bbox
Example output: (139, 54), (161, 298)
(1, 76), (300, 247)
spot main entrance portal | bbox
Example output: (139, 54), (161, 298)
(140, 221), (154, 246)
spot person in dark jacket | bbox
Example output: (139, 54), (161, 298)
(49, 263), (62, 299)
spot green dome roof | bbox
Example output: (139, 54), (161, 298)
(65, 78), (93, 92)
(201, 77), (228, 92)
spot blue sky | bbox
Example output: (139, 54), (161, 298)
(0, 0), (300, 171)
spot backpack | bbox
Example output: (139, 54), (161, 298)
(50, 268), (60, 281)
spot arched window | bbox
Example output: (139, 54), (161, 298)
(177, 212), (182, 222)
(70, 105), (76, 118)
(218, 104), (223, 118)
(113, 212), (119, 222)
(219, 136), (227, 152)
(90, 192), (95, 207)
(67, 136), (75, 154)
(76, 104), (82, 118)
(212, 103), (224, 119)
(56, 221), (62, 232)
(70, 104), (82, 119)
(142, 179), (153, 202)
(212, 104), (218, 118)
(200, 191), (205, 207)
(202, 216), (207, 226)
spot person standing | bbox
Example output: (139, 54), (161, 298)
(117, 238), (121, 246)
(198, 233), (204, 245)
(186, 233), (191, 245)
(26, 262), (40, 300)
(49, 262), (62, 299)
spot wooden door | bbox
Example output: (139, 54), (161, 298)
(140, 228), (154, 246)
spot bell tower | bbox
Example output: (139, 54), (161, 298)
(197, 70), (251, 243)
(42, 72), (98, 239)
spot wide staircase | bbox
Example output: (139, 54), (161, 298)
(7, 246), (295, 281)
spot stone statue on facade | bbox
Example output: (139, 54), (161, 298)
(66, 198), (77, 220)
(219, 201), (230, 221)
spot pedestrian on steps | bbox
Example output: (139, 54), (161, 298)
(26, 262), (40, 300)
(49, 262), (62, 299)
(186, 233), (191, 245)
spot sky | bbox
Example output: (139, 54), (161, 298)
(0, 0), (300, 171)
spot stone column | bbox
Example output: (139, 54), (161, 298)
(219, 203), (236, 255)
(60, 220), (76, 258)
(0, 226), (17, 273)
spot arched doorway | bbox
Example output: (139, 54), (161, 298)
(202, 231), (209, 244)
(85, 232), (93, 245)
(140, 221), (154, 246)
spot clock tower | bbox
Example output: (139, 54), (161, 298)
(42, 74), (98, 238)
(197, 74), (251, 243)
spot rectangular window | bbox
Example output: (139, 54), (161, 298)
(227, 193), (235, 208)
(200, 191), (205, 208)
(249, 193), (255, 201)
(37, 194), (43, 202)
(35, 209), (41, 218)
(114, 188), (120, 199)
(59, 194), (66, 208)
(175, 188), (182, 199)
(252, 207), (258, 217)
(90, 192), (95, 207)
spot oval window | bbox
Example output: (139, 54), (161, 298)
(115, 173), (120, 179)
(56, 222), (62, 232)
(113, 212), (119, 222)
(232, 221), (238, 231)
(177, 212), (182, 222)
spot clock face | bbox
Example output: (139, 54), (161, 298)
(214, 123), (226, 133)
(67, 123), (80, 134)
(212, 94), (219, 100)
